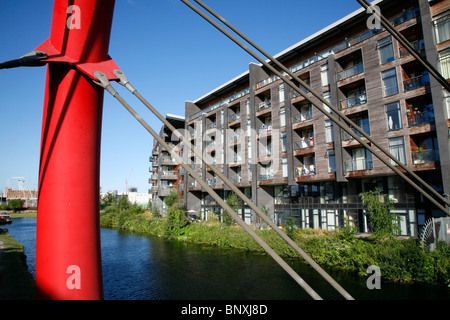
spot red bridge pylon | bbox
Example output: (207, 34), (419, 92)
(34, 0), (119, 300)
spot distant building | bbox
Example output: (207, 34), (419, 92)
(4, 188), (38, 208)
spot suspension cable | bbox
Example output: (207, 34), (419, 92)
(93, 71), (323, 300)
(111, 69), (355, 300)
(179, 0), (450, 216)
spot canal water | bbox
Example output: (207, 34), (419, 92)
(4, 218), (449, 300)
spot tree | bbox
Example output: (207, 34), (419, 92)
(359, 188), (400, 238)
(164, 190), (180, 208)
(8, 199), (24, 213)
(223, 192), (239, 226)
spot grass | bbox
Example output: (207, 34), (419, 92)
(0, 228), (35, 299)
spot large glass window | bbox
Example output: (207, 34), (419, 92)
(386, 101), (402, 130)
(321, 63), (329, 86)
(325, 120), (334, 143)
(438, 48), (450, 79)
(382, 68), (399, 97)
(377, 36), (395, 64)
(389, 136), (406, 165)
(434, 13), (450, 44)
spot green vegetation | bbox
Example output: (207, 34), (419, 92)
(0, 199), (25, 213)
(0, 229), (35, 299)
(100, 192), (450, 287)
(359, 189), (400, 239)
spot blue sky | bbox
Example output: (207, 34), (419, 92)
(0, 0), (364, 194)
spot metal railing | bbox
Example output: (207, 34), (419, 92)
(344, 157), (373, 172)
(337, 63), (364, 81)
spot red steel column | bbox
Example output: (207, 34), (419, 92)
(36, 0), (115, 300)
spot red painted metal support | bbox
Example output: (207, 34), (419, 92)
(35, 0), (116, 300)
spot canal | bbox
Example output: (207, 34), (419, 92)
(4, 218), (449, 300)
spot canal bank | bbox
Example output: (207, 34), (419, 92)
(100, 210), (450, 287)
(0, 228), (35, 299)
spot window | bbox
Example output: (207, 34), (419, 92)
(278, 83), (285, 103)
(282, 157), (288, 178)
(389, 136), (406, 165)
(382, 68), (398, 97)
(444, 90), (450, 119)
(386, 101), (402, 130)
(279, 107), (286, 127)
(377, 36), (394, 64)
(321, 63), (329, 86)
(438, 48), (450, 80)
(323, 90), (331, 113)
(325, 120), (334, 143)
(434, 13), (450, 44)
(327, 150), (336, 173)
(281, 132), (287, 152)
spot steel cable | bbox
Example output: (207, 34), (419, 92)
(93, 71), (323, 300)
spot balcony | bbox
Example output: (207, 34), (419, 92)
(207, 177), (217, 186)
(403, 73), (430, 92)
(407, 108), (434, 127)
(259, 173), (274, 181)
(206, 122), (217, 130)
(342, 124), (370, 140)
(399, 39), (425, 58)
(229, 176), (242, 184)
(293, 138), (314, 150)
(412, 149), (439, 165)
(344, 157), (373, 172)
(295, 165), (316, 177)
(337, 63), (364, 81)
(339, 93), (367, 110)
(257, 123), (272, 135)
(161, 170), (177, 180)
(257, 100), (271, 111)
(293, 111), (313, 124)
(228, 113), (241, 123)
(161, 156), (176, 164)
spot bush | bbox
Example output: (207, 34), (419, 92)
(359, 189), (400, 239)
(164, 203), (190, 239)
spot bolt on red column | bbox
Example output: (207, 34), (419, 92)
(36, 0), (115, 300)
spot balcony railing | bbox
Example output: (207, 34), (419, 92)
(403, 73), (430, 92)
(161, 156), (176, 163)
(259, 148), (272, 158)
(407, 108), (435, 127)
(293, 110), (313, 123)
(342, 124), (370, 140)
(412, 149), (439, 164)
(259, 173), (274, 181)
(207, 177), (217, 186)
(339, 93), (367, 110)
(229, 176), (242, 184)
(160, 185), (174, 191)
(344, 157), (373, 172)
(228, 113), (241, 123)
(257, 100), (271, 111)
(206, 122), (217, 130)
(399, 39), (425, 58)
(337, 63), (364, 81)
(293, 138), (314, 150)
(162, 170), (176, 176)
(295, 165), (316, 177)
(258, 124), (272, 134)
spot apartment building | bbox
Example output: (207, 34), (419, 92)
(174, 0), (450, 236)
(149, 114), (185, 214)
